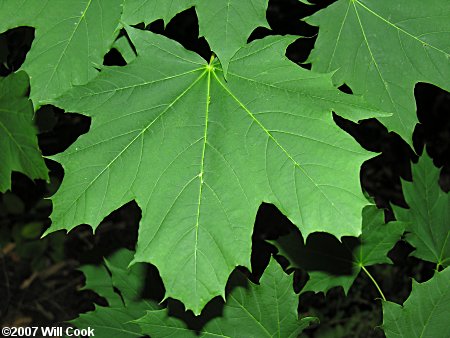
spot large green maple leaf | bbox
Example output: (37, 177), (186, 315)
(0, 0), (123, 107)
(393, 153), (450, 269)
(0, 72), (48, 192)
(137, 258), (316, 338)
(46, 27), (383, 313)
(306, 0), (450, 145)
(122, 0), (269, 75)
(272, 205), (404, 295)
(382, 268), (450, 338)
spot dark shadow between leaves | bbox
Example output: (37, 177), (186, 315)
(413, 82), (450, 192)
(248, 0), (336, 69)
(144, 8), (211, 62)
(273, 229), (359, 276)
(37, 106), (91, 157)
(103, 47), (127, 66)
(337, 83), (353, 95)
(250, 203), (294, 282)
(333, 113), (415, 214)
(0, 26), (34, 76)
(62, 201), (140, 265)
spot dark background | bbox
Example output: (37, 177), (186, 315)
(0, 0), (449, 336)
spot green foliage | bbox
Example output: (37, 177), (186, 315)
(393, 153), (450, 269)
(45, 26), (383, 313)
(306, 0), (450, 145)
(75, 249), (316, 337)
(272, 205), (404, 294)
(73, 250), (157, 337)
(0, 72), (48, 192)
(382, 268), (450, 338)
(0, 0), (123, 107)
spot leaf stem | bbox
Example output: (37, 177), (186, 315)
(361, 265), (386, 301)
(209, 53), (215, 64)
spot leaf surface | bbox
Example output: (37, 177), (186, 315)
(122, 0), (195, 26)
(0, 0), (123, 106)
(382, 268), (450, 338)
(137, 258), (316, 338)
(272, 205), (404, 294)
(47, 28), (382, 313)
(113, 36), (137, 64)
(306, 0), (450, 145)
(0, 72), (48, 192)
(393, 153), (450, 268)
(195, 0), (269, 75)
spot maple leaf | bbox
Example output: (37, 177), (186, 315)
(0, 0), (123, 107)
(306, 0), (450, 145)
(46, 27), (383, 313)
(393, 153), (450, 269)
(272, 205), (404, 294)
(382, 268), (450, 338)
(0, 72), (48, 192)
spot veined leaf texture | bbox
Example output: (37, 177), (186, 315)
(47, 28), (380, 313)
(0, 72), (48, 191)
(307, 0), (450, 146)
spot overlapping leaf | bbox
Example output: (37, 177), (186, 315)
(0, 0), (123, 106)
(46, 27), (382, 313)
(0, 72), (48, 192)
(123, 0), (195, 26)
(137, 258), (316, 338)
(306, 0), (450, 145)
(77, 250), (315, 337)
(113, 36), (137, 64)
(272, 205), (404, 294)
(382, 268), (450, 338)
(195, 0), (269, 75)
(73, 250), (157, 338)
(122, 0), (269, 75)
(393, 153), (450, 268)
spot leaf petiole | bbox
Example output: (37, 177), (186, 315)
(361, 265), (386, 301)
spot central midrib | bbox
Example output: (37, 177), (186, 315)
(192, 67), (213, 298)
